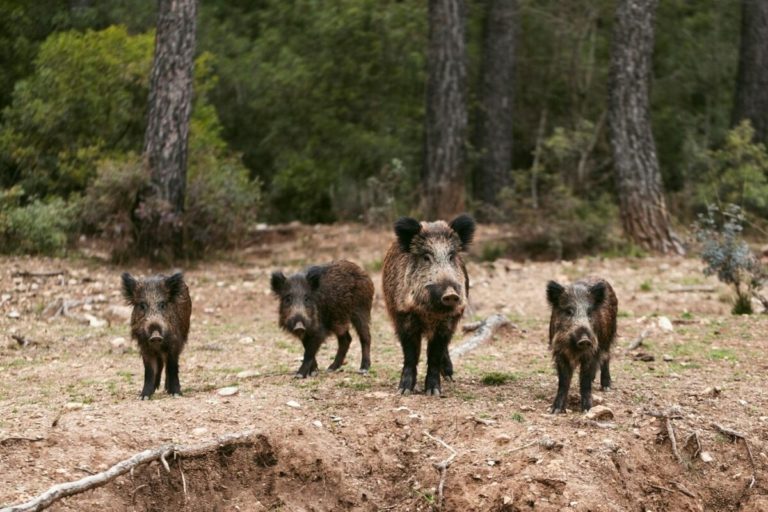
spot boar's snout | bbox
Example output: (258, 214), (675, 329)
(285, 316), (308, 337)
(426, 281), (462, 311)
(571, 327), (595, 349)
(292, 320), (306, 336)
(441, 289), (460, 307)
(147, 322), (164, 343)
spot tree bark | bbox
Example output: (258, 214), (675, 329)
(732, 0), (768, 143)
(474, 0), (516, 212)
(608, 0), (683, 255)
(139, 0), (197, 258)
(422, 0), (468, 220)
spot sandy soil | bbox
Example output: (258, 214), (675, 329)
(0, 223), (767, 511)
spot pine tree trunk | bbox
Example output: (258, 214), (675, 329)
(732, 0), (768, 143)
(474, 0), (516, 214)
(422, 0), (468, 220)
(139, 0), (197, 258)
(608, 0), (683, 255)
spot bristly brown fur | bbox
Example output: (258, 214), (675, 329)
(382, 215), (475, 396)
(546, 276), (617, 413)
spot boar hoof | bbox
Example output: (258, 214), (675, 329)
(140, 395), (151, 401)
(400, 388), (412, 396)
(426, 388), (441, 397)
(171, 393), (182, 398)
(357, 368), (369, 375)
(309, 370), (318, 377)
(600, 385), (611, 392)
(326, 365), (341, 373)
(294, 372), (306, 379)
(549, 406), (566, 414)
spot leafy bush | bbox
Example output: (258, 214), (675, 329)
(0, 187), (77, 255)
(693, 203), (766, 314)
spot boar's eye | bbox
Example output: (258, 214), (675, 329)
(304, 295), (311, 305)
(158, 301), (167, 311)
(564, 306), (575, 316)
(283, 295), (292, 305)
(422, 253), (432, 264)
(138, 302), (148, 313)
(449, 251), (457, 260)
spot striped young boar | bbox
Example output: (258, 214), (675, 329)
(546, 277), (618, 413)
(382, 214), (475, 395)
(122, 272), (192, 399)
(271, 260), (374, 378)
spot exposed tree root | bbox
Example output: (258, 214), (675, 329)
(451, 314), (513, 359)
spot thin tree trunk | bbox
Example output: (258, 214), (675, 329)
(732, 0), (768, 143)
(422, 0), (468, 219)
(608, 0), (683, 255)
(139, 0), (197, 258)
(474, 0), (516, 212)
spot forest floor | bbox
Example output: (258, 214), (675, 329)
(0, 223), (767, 512)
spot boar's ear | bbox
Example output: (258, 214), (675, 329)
(271, 271), (286, 295)
(394, 217), (421, 252)
(546, 281), (565, 307)
(449, 214), (475, 250)
(165, 272), (185, 301)
(306, 266), (324, 291)
(590, 281), (606, 306)
(121, 273), (137, 304)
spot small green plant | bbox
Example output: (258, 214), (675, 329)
(511, 412), (525, 423)
(693, 203), (766, 314)
(639, 279), (653, 292)
(481, 372), (518, 386)
(480, 241), (507, 262)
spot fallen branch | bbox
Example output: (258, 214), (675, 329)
(628, 328), (651, 350)
(645, 407), (684, 463)
(671, 481), (696, 498)
(712, 423), (757, 488)
(10, 335), (35, 348)
(666, 417), (683, 464)
(450, 314), (513, 359)
(422, 430), (457, 511)
(0, 436), (44, 447)
(0, 430), (261, 512)
(668, 286), (716, 294)
(11, 271), (66, 279)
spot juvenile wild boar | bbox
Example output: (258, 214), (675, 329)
(382, 214), (475, 395)
(271, 260), (374, 378)
(122, 272), (192, 399)
(546, 277), (618, 413)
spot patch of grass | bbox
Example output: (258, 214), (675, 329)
(732, 294), (753, 315)
(364, 259), (383, 272)
(479, 241), (507, 262)
(480, 372), (519, 386)
(639, 279), (653, 292)
(617, 310), (632, 318)
(511, 412), (525, 423)
(680, 311), (694, 320)
(454, 389), (477, 401)
(117, 371), (134, 383)
(336, 379), (372, 391)
(708, 348), (737, 361)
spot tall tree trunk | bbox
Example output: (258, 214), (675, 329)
(608, 0), (683, 255)
(732, 0), (768, 143)
(139, 0), (197, 258)
(422, 0), (468, 220)
(474, 0), (516, 215)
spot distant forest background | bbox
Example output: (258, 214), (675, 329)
(0, 0), (766, 261)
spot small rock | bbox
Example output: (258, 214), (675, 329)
(662, 354), (674, 362)
(103, 305), (132, 325)
(236, 370), (260, 380)
(700, 451), (714, 463)
(739, 399), (748, 406)
(495, 434), (512, 445)
(252, 501), (268, 512)
(7, 310), (20, 319)
(486, 459), (498, 466)
(602, 438), (618, 452)
(503, 496), (513, 505)
(192, 427), (208, 436)
(312, 420), (323, 428)
(238, 336), (255, 345)
(286, 400), (301, 409)
(634, 352), (655, 362)
(658, 316), (674, 333)
(109, 337), (128, 352)
(83, 314), (107, 328)
(591, 394), (604, 405)
(217, 386), (239, 397)
(702, 386), (721, 397)
(585, 405), (614, 421)
(65, 402), (84, 410)
(364, 391), (390, 399)
(204, 307), (215, 314)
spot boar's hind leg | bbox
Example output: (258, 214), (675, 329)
(441, 347), (453, 381)
(296, 336), (322, 378)
(395, 313), (422, 394)
(579, 358), (599, 412)
(600, 355), (612, 391)
(154, 358), (164, 391)
(165, 353), (182, 396)
(328, 331), (352, 372)
(140, 354), (160, 400)
(550, 356), (573, 413)
(425, 323), (454, 396)
(351, 312), (372, 373)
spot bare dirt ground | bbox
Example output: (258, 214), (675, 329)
(0, 223), (767, 511)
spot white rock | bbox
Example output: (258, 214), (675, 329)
(83, 314), (107, 328)
(662, 354), (674, 362)
(7, 310), (20, 319)
(238, 336), (255, 345)
(286, 400), (301, 409)
(236, 370), (259, 379)
(658, 316), (674, 333)
(65, 402), (85, 410)
(312, 420), (323, 428)
(109, 337), (128, 351)
(700, 451), (714, 463)
(192, 427), (208, 436)
(495, 434), (512, 445)
(585, 405), (614, 421)
(217, 386), (239, 397)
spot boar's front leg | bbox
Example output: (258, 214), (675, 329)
(550, 356), (573, 413)
(599, 354), (612, 391)
(579, 357), (598, 412)
(395, 313), (422, 395)
(425, 322), (454, 396)
(296, 335), (322, 378)
(140, 353), (160, 400)
(328, 331), (352, 372)
(165, 352), (182, 396)
(441, 346), (453, 381)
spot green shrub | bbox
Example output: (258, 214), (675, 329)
(481, 372), (518, 386)
(0, 188), (77, 255)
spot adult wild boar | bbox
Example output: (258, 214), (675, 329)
(122, 272), (192, 399)
(546, 277), (618, 413)
(382, 214), (475, 395)
(271, 260), (374, 378)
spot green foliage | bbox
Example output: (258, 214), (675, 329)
(0, 187), (77, 255)
(693, 203), (766, 315)
(480, 372), (518, 386)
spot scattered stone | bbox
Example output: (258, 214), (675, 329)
(539, 436), (563, 451)
(103, 305), (132, 325)
(312, 420), (323, 428)
(662, 354), (674, 362)
(7, 310), (20, 319)
(702, 386), (721, 397)
(585, 405), (614, 421)
(236, 370), (260, 380)
(64, 402), (85, 410)
(503, 496), (513, 506)
(591, 394), (604, 406)
(109, 337), (128, 353)
(286, 400), (301, 409)
(217, 386), (239, 397)
(252, 501), (268, 512)
(192, 427), (208, 436)
(602, 438), (618, 452)
(700, 451), (714, 463)
(364, 391), (390, 399)
(634, 352), (655, 362)
(238, 336), (255, 345)
(739, 399), (748, 406)
(83, 314), (107, 328)
(495, 434), (512, 445)
(658, 316), (674, 333)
